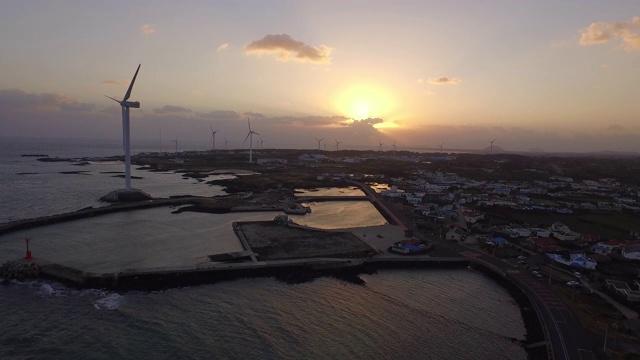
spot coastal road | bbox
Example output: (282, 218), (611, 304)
(352, 181), (596, 360)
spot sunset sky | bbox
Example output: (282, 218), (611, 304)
(1, 1), (639, 152)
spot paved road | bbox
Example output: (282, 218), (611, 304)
(353, 181), (599, 360)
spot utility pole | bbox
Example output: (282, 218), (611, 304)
(603, 323), (609, 353)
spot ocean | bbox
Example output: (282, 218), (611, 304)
(0, 137), (528, 359)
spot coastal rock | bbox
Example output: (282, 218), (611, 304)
(99, 189), (153, 203)
(0, 260), (41, 281)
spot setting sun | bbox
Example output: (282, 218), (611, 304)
(334, 83), (397, 120)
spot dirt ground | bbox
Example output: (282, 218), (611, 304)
(237, 222), (376, 261)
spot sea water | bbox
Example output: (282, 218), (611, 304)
(0, 137), (527, 359)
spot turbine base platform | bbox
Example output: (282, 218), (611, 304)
(99, 189), (153, 203)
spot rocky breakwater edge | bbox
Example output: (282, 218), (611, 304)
(1, 259), (41, 283)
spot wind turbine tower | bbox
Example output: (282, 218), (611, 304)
(392, 141), (397, 156)
(378, 140), (384, 154)
(335, 139), (342, 151)
(210, 125), (218, 151)
(243, 118), (259, 162)
(438, 143), (444, 151)
(173, 138), (178, 154)
(490, 138), (497, 153)
(105, 64), (141, 192)
(315, 137), (324, 150)
(225, 138), (228, 150)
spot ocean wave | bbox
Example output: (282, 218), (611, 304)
(93, 293), (124, 310)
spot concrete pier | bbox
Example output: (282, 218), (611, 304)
(22, 255), (474, 291)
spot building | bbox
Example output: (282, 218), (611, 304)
(622, 243), (640, 261)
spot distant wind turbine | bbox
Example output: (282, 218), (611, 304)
(105, 64), (141, 191)
(392, 141), (397, 155)
(209, 125), (218, 151)
(259, 136), (264, 149)
(172, 137), (178, 154)
(243, 118), (259, 162)
(335, 139), (342, 151)
(438, 143), (443, 151)
(378, 139), (384, 154)
(314, 137), (324, 150)
(490, 138), (497, 153)
(224, 138), (228, 150)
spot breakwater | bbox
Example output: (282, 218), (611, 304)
(0, 198), (197, 236)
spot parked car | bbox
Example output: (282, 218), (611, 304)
(532, 271), (543, 279)
(517, 255), (527, 260)
(573, 272), (582, 278)
(518, 260), (527, 265)
(566, 281), (581, 287)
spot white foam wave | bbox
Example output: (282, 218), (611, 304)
(93, 293), (124, 310)
(40, 284), (55, 296)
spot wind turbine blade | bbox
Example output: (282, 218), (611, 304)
(123, 64), (141, 101)
(210, 125), (214, 133)
(253, 131), (260, 136)
(247, 118), (251, 132)
(243, 133), (251, 143)
(105, 95), (121, 104)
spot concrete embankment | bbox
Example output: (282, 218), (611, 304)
(0, 198), (198, 236)
(12, 256), (475, 291)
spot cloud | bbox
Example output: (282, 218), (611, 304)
(201, 110), (241, 120)
(607, 124), (625, 132)
(0, 89), (94, 112)
(268, 115), (348, 127)
(141, 24), (156, 35)
(579, 16), (640, 51)
(351, 117), (384, 125)
(154, 105), (192, 114)
(428, 77), (461, 85)
(243, 111), (265, 119)
(217, 43), (229, 51)
(101, 80), (129, 86)
(417, 78), (424, 84)
(245, 34), (332, 64)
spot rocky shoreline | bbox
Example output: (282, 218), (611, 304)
(0, 260), (41, 282)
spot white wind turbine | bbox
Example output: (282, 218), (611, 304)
(378, 139), (384, 154)
(490, 138), (497, 153)
(105, 64), (141, 191)
(243, 118), (259, 162)
(259, 136), (265, 149)
(315, 137), (324, 150)
(335, 139), (342, 151)
(392, 141), (397, 155)
(209, 125), (219, 151)
(224, 138), (228, 150)
(438, 143), (444, 151)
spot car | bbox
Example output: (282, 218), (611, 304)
(566, 281), (581, 287)
(517, 255), (527, 260)
(532, 271), (543, 278)
(573, 272), (582, 278)
(518, 260), (527, 265)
